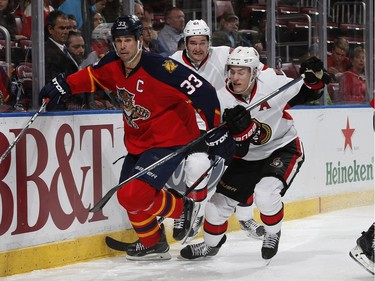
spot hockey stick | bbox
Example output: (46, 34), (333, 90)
(90, 75), (304, 213)
(0, 98), (50, 165)
(105, 157), (222, 251)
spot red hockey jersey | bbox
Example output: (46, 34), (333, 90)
(66, 51), (220, 155)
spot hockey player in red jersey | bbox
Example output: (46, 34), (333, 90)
(39, 15), (234, 261)
(170, 19), (265, 242)
(179, 47), (330, 263)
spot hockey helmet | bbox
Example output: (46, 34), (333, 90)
(92, 23), (113, 41)
(111, 15), (143, 41)
(184, 19), (211, 41)
(226, 46), (260, 71)
(226, 47), (260, 93)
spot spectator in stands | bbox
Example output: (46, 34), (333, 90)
(212, 11), (253, 48)
(58, 0), (106, 30)
(327, 37), (350, 82)
(44, 10), (78, 110)
(101, 0), (121, 23)
(141, 18), (168, 57)
(339, 46), (366, 104)
(67, 14), (78, 32)
(157, 7), (185, 55)
(66, 30), (100, 110)
(0, 65), (11, 111)
(22, 0), (54, 38)
(66, 31), (85, 65)
(93, 12), (104, 29)
(0, 0), (27, 40)
(134, 0), (144, 19)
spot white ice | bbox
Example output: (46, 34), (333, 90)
(2, 205), (374, 281)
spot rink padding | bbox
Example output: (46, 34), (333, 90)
(0, 189), (373, 277)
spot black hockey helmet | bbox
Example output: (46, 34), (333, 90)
(111, 15), (143, 41)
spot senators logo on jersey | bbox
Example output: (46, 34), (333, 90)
(251, 120), (272, 145)
(116, 87), (151, 129)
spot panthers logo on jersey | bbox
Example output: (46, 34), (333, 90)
(116, 86), (151, 129)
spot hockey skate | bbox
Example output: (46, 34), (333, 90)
(262, 231), (281, 265)
(173, 197), (201, 244)
(179, 235), (227, 260)
(173, 213), (185, 241)
(126, 225), (172, 261)
(239, 219), (265, 240)
(349, 225), (375, 275)
(184, 216), (204, 243)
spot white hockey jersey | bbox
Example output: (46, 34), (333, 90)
(217, 67), (305, 161)
(170, 46), (231, 91)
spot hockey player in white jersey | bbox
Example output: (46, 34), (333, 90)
(170, 19), (265, 242)
(179, 47), (330, 263)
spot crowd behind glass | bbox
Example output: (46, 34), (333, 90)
(0, 0), (372, 112)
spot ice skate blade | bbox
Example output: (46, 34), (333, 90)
(349, 246), (374, 275)
(126, 252), (172, 261)
(177, 254), (210, 261)
(181, 203), (201, 245)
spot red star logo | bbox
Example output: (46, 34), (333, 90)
(341, 117), (355, 151)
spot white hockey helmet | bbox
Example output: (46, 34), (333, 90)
(226, 46), (260, 70)
(92, 23), (113, 41)
(184, 19), (211, 42)
(226, 47), (260, 94)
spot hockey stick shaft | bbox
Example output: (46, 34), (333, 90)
(157, 157), (222, 224)
(0, 98), (49, 165)
(90, 75), (304, 212)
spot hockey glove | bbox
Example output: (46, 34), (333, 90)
(223, 105), (258, 142)
(300, 56), (330, 90)
(205, 126), (235, 165)
(39, 73), (71, 111)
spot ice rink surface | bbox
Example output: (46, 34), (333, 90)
(2, 205), (374, 281)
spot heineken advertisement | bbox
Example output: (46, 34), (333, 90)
(326, 160), (374, 185)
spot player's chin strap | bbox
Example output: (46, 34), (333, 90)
(89, 75), (305, 213)
(113, 40), (143, 65)
(127, 40), (143, 65)
(227, 67), (258, 96)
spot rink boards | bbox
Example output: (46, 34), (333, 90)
(0, 106), (373, 276)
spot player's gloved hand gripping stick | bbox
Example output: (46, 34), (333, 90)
(90, 75), (306, 213)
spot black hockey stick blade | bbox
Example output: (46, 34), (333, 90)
(105, 236), (137, 251)
(90, 76), (304, 213)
